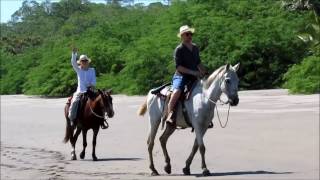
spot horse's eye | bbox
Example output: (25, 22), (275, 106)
(225, 79), (230, 84)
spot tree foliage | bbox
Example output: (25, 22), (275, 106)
(283, 56), (320, 94)
(0, 0), (314, 96)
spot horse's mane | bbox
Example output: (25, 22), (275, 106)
(204, 65), (226, 89)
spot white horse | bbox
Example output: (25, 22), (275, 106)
(138, 63), (240, 176)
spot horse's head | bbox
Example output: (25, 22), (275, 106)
(220, 63), (240, 106)
(98, 89), (114, 118)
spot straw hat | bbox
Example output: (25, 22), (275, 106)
(177, 25), (195, 38)
(77, 54), (91, 64)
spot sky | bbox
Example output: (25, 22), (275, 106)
(0, 0), (163, 23)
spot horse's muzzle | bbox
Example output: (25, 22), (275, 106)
(107, 111), (114, 118)
(229, 96), (239, 106)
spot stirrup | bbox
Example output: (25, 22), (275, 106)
(101, 120), (109, 129)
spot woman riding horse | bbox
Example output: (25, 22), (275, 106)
(68, 47), (108, 129)
(64, 47), (114, 161)
(64, 88), (114, 161)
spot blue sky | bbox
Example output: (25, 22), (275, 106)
(0, 0), (163, 23)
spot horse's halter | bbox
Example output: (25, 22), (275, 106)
(99, 90), (114, 118)
(203, 65), (240, 128)
(217, 66), (239, 106)
(89, 90), (114, 119)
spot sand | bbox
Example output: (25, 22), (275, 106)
(1, 89), (319, 179)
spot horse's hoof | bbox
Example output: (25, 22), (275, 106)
(80, 152), (85, 159)
(183, 167), (190, 175)
(71, 155), (77, 160)
(92, 155), (98, 161)
(151, 171), (159, 176)
(164, 164), (171, 174)
(202, 168), (211, 176)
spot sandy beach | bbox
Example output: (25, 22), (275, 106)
(1, 89), (319, 179)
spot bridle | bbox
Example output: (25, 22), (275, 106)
(205, 96), (231, 128)
(203, 71), (235, 128)
(88, 91), (113, 123)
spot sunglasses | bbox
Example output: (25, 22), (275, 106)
(185, 32), (193, 37)
(81, 59), (89, 63)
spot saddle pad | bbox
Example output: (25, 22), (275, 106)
(159, 86), (172, 97)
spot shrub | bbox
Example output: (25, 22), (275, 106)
(283, 56), (320, 94)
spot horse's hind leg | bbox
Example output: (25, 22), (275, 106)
(92, 128), (99, 161)
(183, 138), (198, 175)
(147, 117), (161, 176)
(70, 127), (81, 160)
(159, 124), (176, 174)
(79, 129), (88, 159)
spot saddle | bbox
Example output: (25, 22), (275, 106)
(151, 81), (198, 131)
(66, 93), (89, 124)
(66, 89), (107, 129)
(152, 80), (213, 131)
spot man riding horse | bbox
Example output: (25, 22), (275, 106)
(166, 25), (207, 125)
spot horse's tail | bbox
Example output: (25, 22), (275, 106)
(63, 119), (72, 143)
(137, 98), (147, 116)
(63, 104), (72, 143)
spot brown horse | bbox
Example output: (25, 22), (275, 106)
(63, 89), (114, 161)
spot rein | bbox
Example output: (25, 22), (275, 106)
(205, 96), (231, 128)
(89, 103), (105, 119)
(202, 70), (232, 128)
(88, 98), (109, 128)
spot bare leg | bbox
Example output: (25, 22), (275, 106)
(183, 138), (198, 175)
(70, 127), (81, 160)
(79, 129), (87, 159)
(159, 123), (176, 174)
(92, 128), (99, 161)
(166, 89), (181, 124)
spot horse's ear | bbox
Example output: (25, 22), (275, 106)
(98, 89), (103, 94)
(107, 89), (113, 94)
(226, 64), (230, 71)
(233, 62), (240, 72)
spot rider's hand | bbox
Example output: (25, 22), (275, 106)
(199, 69), (207, 78)
(72, 47), (78, 53)
(193, 71), (201, 78)
(87, 86), (95, 92)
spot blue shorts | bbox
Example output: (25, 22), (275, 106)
(172, 74), (190, 91)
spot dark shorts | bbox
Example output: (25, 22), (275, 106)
(171, 74), (193, 91)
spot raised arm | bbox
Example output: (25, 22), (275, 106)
(71, 48), (80, 72)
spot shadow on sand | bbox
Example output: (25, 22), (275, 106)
(194, 170), (293, 177)
(83, 157), (142, 162)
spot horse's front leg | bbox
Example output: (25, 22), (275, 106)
(183, 138), (198, 175)
(92, 128), (99, 161)
(159, 123), (176, 174)
(70, 127), (81, 160)
(79, 129), (88, 159)
(195, 126), (211, 176)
